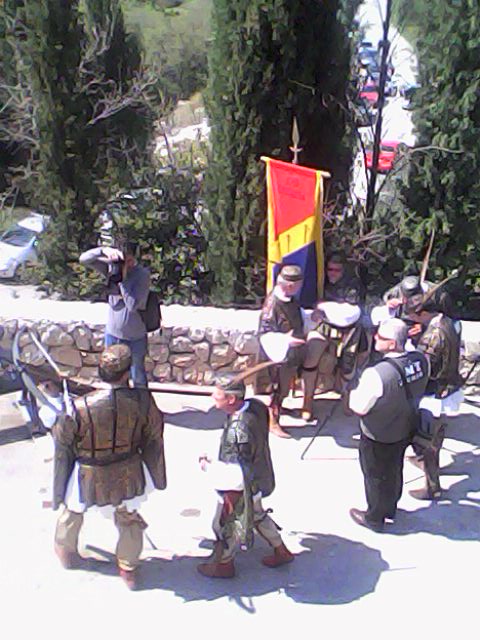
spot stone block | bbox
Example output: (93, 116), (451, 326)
(206, 328), (230, 344)
(72, 325), (93, 351)
(194, 341), (210, 363)
(171, 336), (194, 353)
(78, 367), (98, 381)
(149, 344), (169, 363)
(91, 332), (105, 352)
(188, 327), (205, 342)
(145, 357), (155, 373)
(20, 344), (46, 367)
(233, 333), (258, 355)
(172, 366), (184, 383)
(169, 353), (197, 368)
(50, 346), (83, 368)
(210, 344), (236, 369)
(149, 328), (171, 344)
(152, 363), (171, 382)
(231, 354), (257, 371)
(172, 326), (189, 338)
(81, 352), (100, 367)
(40, 324), (74, 347)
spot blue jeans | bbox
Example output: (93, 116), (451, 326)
(104, 334), (148, 387)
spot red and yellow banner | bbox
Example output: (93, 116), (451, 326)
(262, 157), (329, 307)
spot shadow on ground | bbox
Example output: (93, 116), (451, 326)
(80, 533), (388, 609)
(163, 405), (224, 431)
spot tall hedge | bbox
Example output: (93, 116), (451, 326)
(205, 0), (360, 305)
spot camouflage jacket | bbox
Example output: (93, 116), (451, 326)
(53, 387), (166, 509)
(383, 280), (455, 318)
(218, 398), (275, 498)
(418, 314), (463, 397)
(324, 274), (364, 305)
(258, 289), (304, 339)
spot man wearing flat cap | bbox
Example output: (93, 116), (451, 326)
(257, 264), (306, 437)
(348, 318), (428, 532)
(197, 374), (294, 578)
(52, 344), (166, 589)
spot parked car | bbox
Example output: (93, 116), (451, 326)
(0, 212), (47, 278)
(360, 81), (379, 108)
(365, 140), (407, 173)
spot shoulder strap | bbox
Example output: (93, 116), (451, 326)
(383, 358), (414, 405)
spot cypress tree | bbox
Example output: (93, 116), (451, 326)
(205, 1), (360, 305)
(400, 0), (480, 309)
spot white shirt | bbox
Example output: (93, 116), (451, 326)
(349, 352), (406, 416)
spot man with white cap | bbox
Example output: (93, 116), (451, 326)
(197, 374), (294, 578)
(348, 318), (429, 532)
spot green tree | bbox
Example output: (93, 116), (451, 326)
(9, 0), (157, 297)
(205, 1), (360, 305)
(400, 0), (480, 311)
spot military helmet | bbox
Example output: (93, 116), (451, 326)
(99, 344), (132, 381)
(215, 373), (246, 397)
(400, 275), (422, 298)
(278, 264), (303, 282)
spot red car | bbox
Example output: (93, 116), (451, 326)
(365, 140), (404, 173)
(360, 82), (379, 107)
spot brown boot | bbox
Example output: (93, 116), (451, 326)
(54, 544), (82, 569)
(119, 567), (138, 590)
(409, 486), (441, 501)
(262, 543), (295, 568)
(197, 559), (235, 578)
(406, 455), (425, 471)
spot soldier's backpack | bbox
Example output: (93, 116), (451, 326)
(139, 291), (162, 333)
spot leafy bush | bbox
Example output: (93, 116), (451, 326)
(98, 168), (212, 304)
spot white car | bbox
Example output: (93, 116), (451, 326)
(0, 213), (47, 278)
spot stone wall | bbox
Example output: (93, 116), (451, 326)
(0, 314), (260, 387)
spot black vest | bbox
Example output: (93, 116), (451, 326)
(360, 352), (429, 443)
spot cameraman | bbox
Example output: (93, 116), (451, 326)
(79, 241), (150, 387)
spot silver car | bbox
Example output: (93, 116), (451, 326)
(0, 213), (47, 278)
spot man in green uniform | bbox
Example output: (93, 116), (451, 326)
(258, 264), (306, 437)
(197, 375), (294, 578)
(406, 296), (463, 499)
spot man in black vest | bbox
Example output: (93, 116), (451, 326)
(348, 318), (429, 532)
(197, 375), (294, 578)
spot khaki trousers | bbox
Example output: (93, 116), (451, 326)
(212, 494), (283, 562)
(55, 506), (147, 571)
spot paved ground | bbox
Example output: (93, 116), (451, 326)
(1, 388), (479, 639)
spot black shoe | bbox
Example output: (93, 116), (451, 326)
(349, 508), (384, 532)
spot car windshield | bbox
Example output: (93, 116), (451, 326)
(381, 145), (397, 153)
(0, 224), (36, 247)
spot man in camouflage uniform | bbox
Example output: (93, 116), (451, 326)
(377, 275), (455, 338)
(198, 375), (294, 578)
(406, 297), (463, 500)
(258, 264), (306, 437)
(302, 252), (366, 418)
(52, 344), (166, 589)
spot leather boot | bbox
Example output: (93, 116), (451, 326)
(54, 544), (82, 569)
(197, 559), (235, 578)
(262, 543), (295, 568)
(206, 540), (224, 562)
(409, 486), (441, 501)
(406, 455), (425, 471)
(119, 567), (138, 590)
